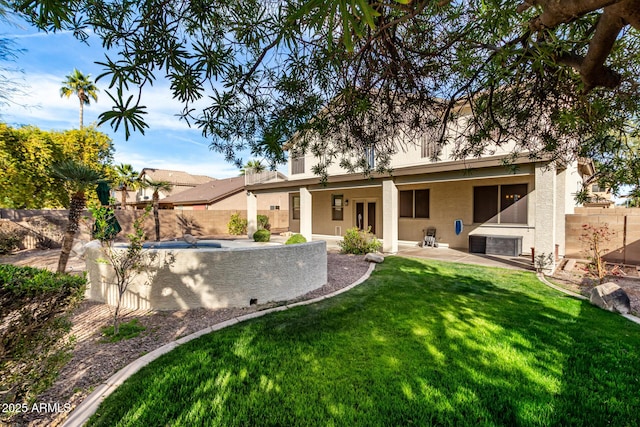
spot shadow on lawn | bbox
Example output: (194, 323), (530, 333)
(88, 256), (640, 427)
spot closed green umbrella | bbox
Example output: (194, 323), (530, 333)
(94, 182), (122, 239)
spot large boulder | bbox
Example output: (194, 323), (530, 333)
(364, 253), (384, 263)
(590, 282), (631, 314)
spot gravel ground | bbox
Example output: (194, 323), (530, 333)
(3, 249), (370, 427)
(549, 260), (640, 316)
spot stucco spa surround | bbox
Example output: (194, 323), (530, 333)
(84, 240), (328, 311)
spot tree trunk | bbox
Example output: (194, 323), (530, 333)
(113, 302), (121, 335)
(57, 192), (85, 273)
(57, 229), (76, 273)
(79, 98), (84, 129)
(154, 196), (160, 241)
(121, 188), (127, 210)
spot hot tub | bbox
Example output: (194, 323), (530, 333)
(84, 240), (327, 310)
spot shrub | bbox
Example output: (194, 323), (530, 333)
(253, 229), (271, 242)
(257, 214), (271, 231)
(285, 234), (307, 245)
(0, 265), (85, 411)
(580, 223), (614, 283)
(338, 227), (382, 255)
(227, 212), (248, 235)
(0, 227), (26, 255)
(100, 318), (146, 342)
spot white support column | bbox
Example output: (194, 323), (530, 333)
(300, 187), (312, 242)
(247, 191), (257, 239)
(534, 163), (557, 271)
(382, 179), (398, 253)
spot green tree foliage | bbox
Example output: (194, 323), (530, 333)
(240, 159), (266, 176)
(51, 160), (103, 273)
(145, 179), (173, 241)
(0, 123), (113, 208)
(60, 68), (99, 129)
(579, 135), (640, 205)
(10, 1), (640, 184)
(113, 163), (140, 210)
(90, 205), (150, 335)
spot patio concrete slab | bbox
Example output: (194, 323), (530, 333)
(396, 245), (535, 271)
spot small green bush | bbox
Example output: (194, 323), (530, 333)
(0, 264), (85, 410)
(0, 229), (25, 255)
(253, 229), (271, 242)
(338, 227), (382, 255)
(257, 214), (271, 231)
(227, 212), (248, 235)
(100, 319), (146, 342)
(285, 234), (307, 245)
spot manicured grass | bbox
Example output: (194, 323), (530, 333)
(88, 257), (640, 426)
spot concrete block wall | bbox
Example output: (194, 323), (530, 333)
(565, 207), (640, 265)
(0, 209), (290, 242)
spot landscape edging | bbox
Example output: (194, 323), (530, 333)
(61, 262), (377, 427)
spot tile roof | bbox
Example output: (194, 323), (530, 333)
(140, 168), (215, 186)
(160, 176), (245, 205)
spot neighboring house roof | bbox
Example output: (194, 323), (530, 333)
(139, 168), (215, 186)
(160, 176), (246, 206)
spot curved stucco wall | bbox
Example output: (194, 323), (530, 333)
(84, 241), (327, 310)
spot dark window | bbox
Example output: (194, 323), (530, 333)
(473, 186), (499, 223)
(592, 183), (604, 193)
(500, 184), (528, 224)
(474, 184), (528, 224)
(415, 189), (430, 218)
(400, 190), (413, 218)
(399, 189), (430, 219)
(332, 194), (344, 221)
(270, 205), (280, 210)
(292, 153), (305, 175)
(292, 195), (300, 220)
(365, 146), (375, 169)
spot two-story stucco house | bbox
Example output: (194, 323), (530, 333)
(247, 130), (593, 263)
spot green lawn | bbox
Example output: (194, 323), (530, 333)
(88, 257), (640, 426)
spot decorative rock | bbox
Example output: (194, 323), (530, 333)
(364, 253), (384, 263)
(183, 234), (198, 246)
(590, 282), (631, 314)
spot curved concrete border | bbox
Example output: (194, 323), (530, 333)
(62, 262), (377, 427)
(536, 272), (640, 326)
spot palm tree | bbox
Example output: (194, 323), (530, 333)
(146, 179), (173, 241)
(52, 160), (103, 273)
(239, 159), (266, 176)
(114, 163), (140, 210)
(60, 69), (99, 129)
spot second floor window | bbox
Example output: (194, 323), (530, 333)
(421, 136), (439, 159)
(292, 152), (305, 175)
(365, 146), (375, 169)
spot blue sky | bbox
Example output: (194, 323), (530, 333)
(0, 18), (264, 178)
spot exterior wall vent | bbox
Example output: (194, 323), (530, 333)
(335, 226), (341, 236)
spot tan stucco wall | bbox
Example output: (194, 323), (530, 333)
(396, 174), (535, 250)
(84, 241), (328, 310)
(310, 187), (383, 237)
